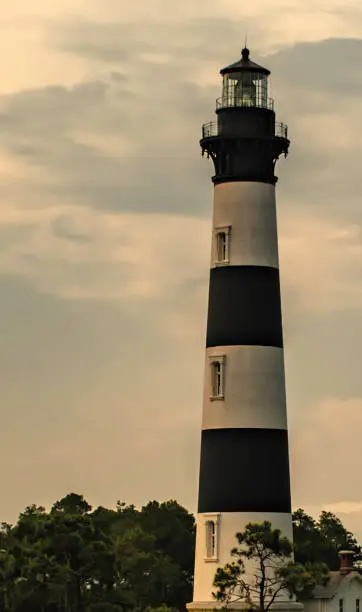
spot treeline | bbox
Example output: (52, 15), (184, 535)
(0, 493), (360, 612)
(0, 494), (195, 612)
(293, 507), (361, 569)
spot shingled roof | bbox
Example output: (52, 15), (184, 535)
(313, 571), (362, 599)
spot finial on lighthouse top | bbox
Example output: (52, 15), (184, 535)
(220, 47), (270, 76)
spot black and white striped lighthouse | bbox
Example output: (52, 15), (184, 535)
(188, 48), (296, 610)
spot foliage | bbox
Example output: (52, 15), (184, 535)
(0, 496), (360, 612)
(279, 561), (330, 600)
(213, 521), (329, 611)
(293, 508), (362, 569)
(0, 493), (195, 612)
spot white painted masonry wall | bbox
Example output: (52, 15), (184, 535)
(193, 511), (294, 604)
(203, 345), (287, 431)
(211, 182), (279, 269)
(304, 575), (362, 612)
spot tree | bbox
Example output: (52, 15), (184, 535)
(51, 493), (92, 516)
(0, 498), (115, 612)
(292, 509), (324, 566)
(213, 521), (329, 611)
(293, 508), (361, 569)
(0, 493), (197, 612)
(139, 500), (196, 608)
(6, 496), (361, 612)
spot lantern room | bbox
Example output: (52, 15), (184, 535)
(218, 47), (273, 110)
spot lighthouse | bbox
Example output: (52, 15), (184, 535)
(188, 48), (296, 610)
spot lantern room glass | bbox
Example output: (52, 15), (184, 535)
(221, 71), (269, 109)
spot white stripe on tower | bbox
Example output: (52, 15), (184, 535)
(193, 513), (294, 605)
(211, 182), (279, 269)
(203, 345), (287, 431)
(188, 47), (298, 612)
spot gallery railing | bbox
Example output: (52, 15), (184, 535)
(201, 121), (288, 140)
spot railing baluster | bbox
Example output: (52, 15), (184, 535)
(202, 120), (288, 140)
(216, 96), (274, 110)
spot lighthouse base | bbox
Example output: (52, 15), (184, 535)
(187, 601), (304, 611)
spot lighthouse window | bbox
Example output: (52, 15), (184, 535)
(222, 71), (268, 109)
(339, 600), (344, 612)
(214, 226), (231, 265)
(204, 515), (220, 560)
(209, 356), (225, 400)
(206, 520), (216, 558)
(217, 232), (227, 261)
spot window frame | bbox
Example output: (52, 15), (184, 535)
(209, 355), (226, 401)
(204, 513), (220, 562)
(213, 226), (231, 265)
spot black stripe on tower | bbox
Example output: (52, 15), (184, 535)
(198, 428), (291, 513)
(206, 266), (283, 348)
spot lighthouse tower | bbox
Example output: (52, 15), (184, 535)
(188, 48), (296, 610)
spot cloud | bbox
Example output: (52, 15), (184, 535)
(290, 396), (362, 543)
(1, 37), (362, 320)
(270, 38), (362, 97)
(279, 212), (362, 314)
(2, 33), (362, 226)
(295, 500), (362, 543)
(0, 273), (205, 522)
(0, 70), (210, 215)
(0, 205), (210, 300)
(291, 397), (362, 509)
(3, 198), (362, 317)
(321, 501), (362, 514)
(66, 0), (362, 51)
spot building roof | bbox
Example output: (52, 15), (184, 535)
(313, 571), (362, 599)
(220, 48), (270, 76)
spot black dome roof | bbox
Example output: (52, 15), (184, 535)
(220, 47), (270, 76)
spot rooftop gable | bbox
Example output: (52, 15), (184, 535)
(312, 571), (362, 599)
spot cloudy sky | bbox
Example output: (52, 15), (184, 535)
(1, 0), (362, 538)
